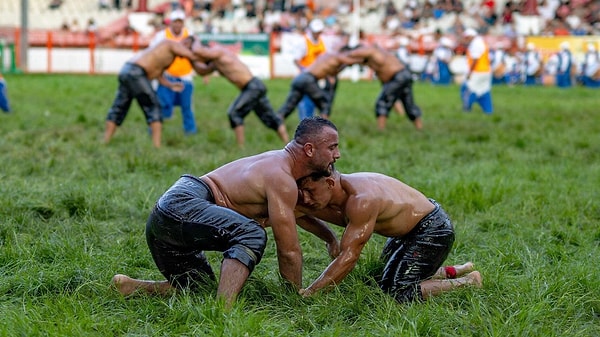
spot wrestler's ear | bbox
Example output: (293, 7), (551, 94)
(326, 177), (335, 189)
(304, 143), (315, 157)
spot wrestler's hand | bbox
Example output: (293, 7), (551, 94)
(299, 288), (313, 297)
(326, 239), (341, 259)
(171, 82), (184, 92)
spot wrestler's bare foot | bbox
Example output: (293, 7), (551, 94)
(112, 274), (138, 296)
(112, 274), (173, 296)
(434, 262), (475, 279)
(456, 262), (475, 276)
(414, 118), (423, 130)
(464, 271), (483, 288)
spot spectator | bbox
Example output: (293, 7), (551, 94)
(538, 0), (557, 25)
(396, 36), (412, 67)
(501, 1), (516, 26)
(86, 18), (98, 35)
(0, 72), (11, 113)
(555, 41), (574, 88)
(432, 36), (454, 85)
(460, 28), (493, 114)
(522, 42), (543, 85)
(490, 45), (507, 84)
(98, 0), (110, 10)
(580, 43), (600, 87)
(433, 0), (446, 19)
(49, 0), (63, 10)
(552, 19), (572, 35)
(70, 19), (81, 33)
(60, 19), (70, 31)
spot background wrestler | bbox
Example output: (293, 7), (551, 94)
(103, 36), (199, 148)
(277, 49), (362, 120)
(345, 44), (423, 130)
(295, 166), (481, 303)
(112, 117), (341, 308)
(190, 42), (288, 147)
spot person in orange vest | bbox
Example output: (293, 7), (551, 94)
(460, 28), (493, 114)
(0, 72), (10, 113)
(291, 18), (329, 120)
(150, 10), (198, 134)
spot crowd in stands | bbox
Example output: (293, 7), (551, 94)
(3, 0), (597, 87)
(25, 0), (597, 47)
(147, 0), (599, 37)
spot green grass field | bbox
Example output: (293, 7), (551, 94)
(1, 73), (599, 336)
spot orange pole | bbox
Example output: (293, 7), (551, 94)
(269, 31), (275, 80)
(14, 29), (20, 69)
(132, 31), (139, 52)
(89, 32), (95, 74)
(47, 31), (53, 73)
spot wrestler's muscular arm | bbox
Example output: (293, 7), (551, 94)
(301, 196), (378, 296)
(171, 40), (201, 62)
(296, 215), (340, 259)
(192, 61), (216, 76)
(337, 54), (364, 67)
(158, 41), (202, 91)
(266, 172), (304, 288)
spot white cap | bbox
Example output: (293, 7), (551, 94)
(559, 41), (570, 50)
(440, 37), (453, 47)
(309, 19), (324, 33)
(386, 18), (400, 31)
(587, 43), (596, 52)
(169, 10), (186, 22)
(527, 42), (535, 51)
(463, 28), (477, 37)
(398, 36), (409, 46)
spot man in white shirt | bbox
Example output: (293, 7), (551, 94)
(431, 36), (454, 85)
(555, 41), (574, 88)
(581, 43), (600, 88)
(522, 42), (542, 85)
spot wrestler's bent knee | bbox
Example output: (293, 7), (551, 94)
(223, 225), (267, 273)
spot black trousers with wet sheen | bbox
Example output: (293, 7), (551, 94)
(146, 174), (267, 289)
(378, 199), (455, 302)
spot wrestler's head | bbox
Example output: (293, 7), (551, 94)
(297, 165), (335, 210)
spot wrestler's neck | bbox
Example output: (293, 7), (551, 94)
(284, 141), (314, 179)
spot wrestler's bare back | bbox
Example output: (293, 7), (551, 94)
(194, 47), (253, 89)
(131, 40), (195, 79)
(311, 173), (435, 237)
(200, 150), (296, 227)
(307, 53), (356, 79)
(348, 47), (404, 83)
